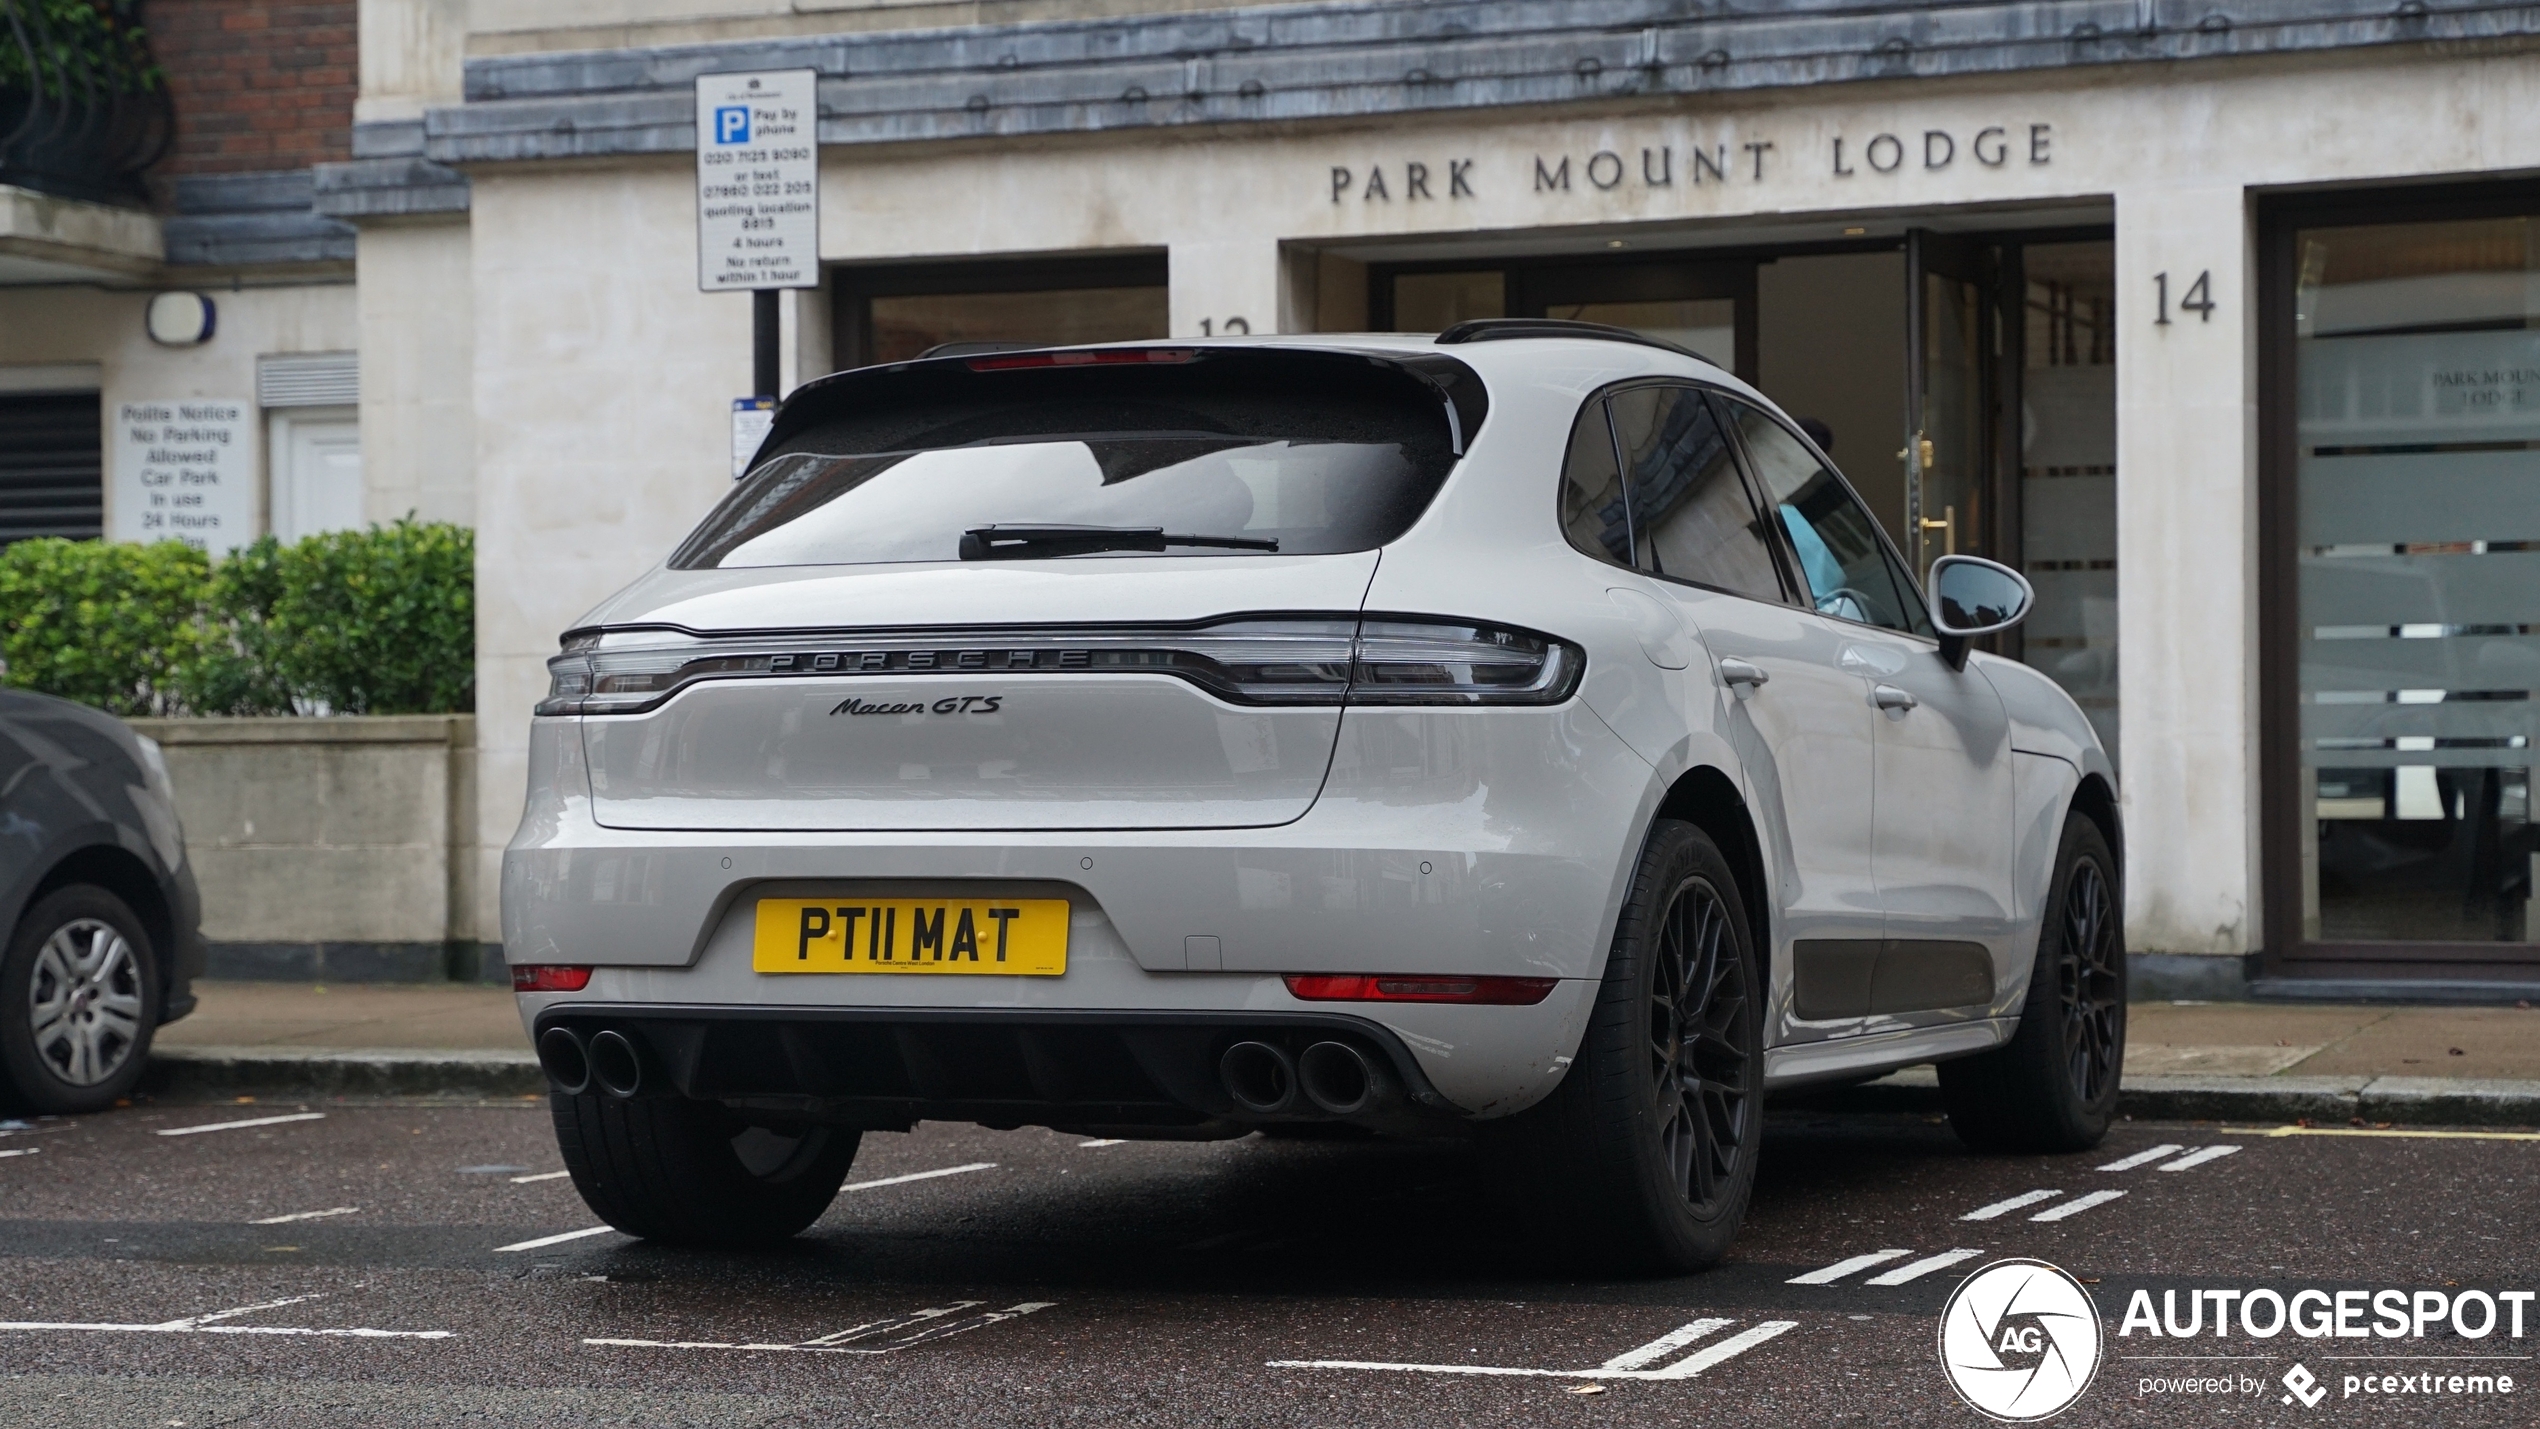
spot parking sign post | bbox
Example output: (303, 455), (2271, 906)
(696, 68), (818, 419)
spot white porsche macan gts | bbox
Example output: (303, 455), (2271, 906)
(505, 320), (2125, 1271)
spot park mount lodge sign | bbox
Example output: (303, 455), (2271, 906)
(1327, 121), (2056, 204)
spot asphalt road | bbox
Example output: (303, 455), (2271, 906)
(1, 1097), (2533, 1427)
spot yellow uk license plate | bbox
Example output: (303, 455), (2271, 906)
(751, 898), (1068, 976)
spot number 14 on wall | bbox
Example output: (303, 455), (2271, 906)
(2154, 270), (2215, 325)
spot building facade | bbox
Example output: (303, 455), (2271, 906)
(8, 0), (2539, 995)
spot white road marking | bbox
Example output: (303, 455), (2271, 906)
(1862, 1248), (1985, 1286)
(841, 1162), (995, 1192)
(2098, 1144), (2186, 1171)
(2031, 1189), (2128, 1221)
(156, 1112), (326, 1138)
(509, 1171), (571, 1183)
(1962, 1189), (2063, 1221)
(0, 1148), (36, 1159)
(585, 1301), (1054, 1355)
(1078, 1139), (1127, 1148)
(1637, 1321), (1799, 1380)
(493, 1225), (619, 1253)
(2159, 1145), (2242, 1172)
(0, 1294), (451, 1340)
(249, 1206), (358, 1225)
(1598, 1319), (1732, 1370)
(1786, 1249), (1913, 1285)
(1269, 1319), (1798, 1380)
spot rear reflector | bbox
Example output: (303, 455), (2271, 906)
(968, 348), (1199, 370)
(1284, 974), (1558, 1006)
(512, 965), (593, 993)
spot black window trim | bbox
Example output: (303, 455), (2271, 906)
(1712, 390), (1939, 643)
(1561, 377), (1802, 607)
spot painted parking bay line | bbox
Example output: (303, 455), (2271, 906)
(0, 1147), (36, 1160)
(842, 1162), (995, 1192)
(2031, 1189), (2127, 1222)
(510, 1171), (570, 1184)
(1862, 1248), (1985, 1286)
(1270, 1318), (1798, 1381)
(1787, 1250), (1912, 1285)
(586, 1301), (1054, 1355)
(250, 1206), (358, 1225)
(2160, 1145), (2242, 1172)
(1962, 1189), (2062, 1221)
(156, 1112), (327, 1138)
(2260, 1126), (2540, 1142)
(494, 1225), (621, 1254)
(2098, 1144), (2186, 1171)
(0, 1294), (451, 1341)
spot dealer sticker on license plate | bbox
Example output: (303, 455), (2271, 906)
(751, 898), (1069, 976)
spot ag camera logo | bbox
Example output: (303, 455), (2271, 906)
(1940, 1258), (2104, 1421)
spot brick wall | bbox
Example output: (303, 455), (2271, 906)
(146, 0), (358, 178)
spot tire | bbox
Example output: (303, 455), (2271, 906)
(0, 885), (162, 1115)
(550, 1091), (861, 1246)
(1939, 812), (2126, 1153)
(1497, 819), (1763, 1274)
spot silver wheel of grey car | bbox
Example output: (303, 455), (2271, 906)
(1, 886), (161, 1114)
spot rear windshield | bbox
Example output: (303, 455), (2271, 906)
(671, 350), (1480, 570)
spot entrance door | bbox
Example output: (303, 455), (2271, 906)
(1524, 260), (1757, 382)
(1904, 231), (1994, 579)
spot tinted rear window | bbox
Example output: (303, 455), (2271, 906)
(671, 350), (1481, 570)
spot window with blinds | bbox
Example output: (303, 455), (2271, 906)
(0, 392), (104, 547)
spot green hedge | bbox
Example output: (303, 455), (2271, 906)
(0, 520), (474, 717)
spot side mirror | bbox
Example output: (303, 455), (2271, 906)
(1927, 555), (2033, 669)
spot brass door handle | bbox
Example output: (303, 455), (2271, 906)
(1918, 504), (1957, 557)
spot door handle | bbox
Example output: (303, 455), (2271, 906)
(1873, 684), (1917, 712)
(1718, 658), (1769, 689)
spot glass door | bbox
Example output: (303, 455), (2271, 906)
(1522, 260), (1757, 382)
(1905, 231), (1993, 578)
(2280, 212), (2539, 961)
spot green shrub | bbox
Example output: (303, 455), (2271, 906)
(0, 520), (474, 717)
(0, 537), (211, 716)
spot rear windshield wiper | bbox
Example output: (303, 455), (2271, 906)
(958, 525), (1281, 560)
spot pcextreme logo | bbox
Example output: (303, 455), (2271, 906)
(1938, 1259), (2104, 1422)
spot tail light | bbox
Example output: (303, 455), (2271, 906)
(512, 965), (593, 992)
(538, 617), (1579, 716)
(1284, 974), (1558, 1006)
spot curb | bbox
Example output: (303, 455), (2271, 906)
(1777, 1069), (2540, 1128)
(145, 1046), (544, 1101)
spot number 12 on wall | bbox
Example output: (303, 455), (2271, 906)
(2155, 270), (2215, 325)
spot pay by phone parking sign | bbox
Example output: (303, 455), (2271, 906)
(695, 69), (818, 292)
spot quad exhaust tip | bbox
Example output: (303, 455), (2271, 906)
(1297, 1040), (1381, 1116)
(1219, 1040), (1297, 1114)
(586, 1028), (644, 1098)
(537, 1026), (591, 1095)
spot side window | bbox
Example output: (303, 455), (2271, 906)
(1607, 385), (1785, 603)
(1724, 399), (1932, 636)
(1559, 398), (1632, 565)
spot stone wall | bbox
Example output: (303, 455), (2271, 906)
(126, 715), (496, 982)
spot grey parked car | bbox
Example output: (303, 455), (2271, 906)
(0, 689), (202, 1112)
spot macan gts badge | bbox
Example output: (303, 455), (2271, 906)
(507, 323), (2126, 1270)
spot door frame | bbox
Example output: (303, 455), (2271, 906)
(2256, 179), (2540, 980)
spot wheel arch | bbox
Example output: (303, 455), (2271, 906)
(2067, 772), (2124, 891)
(1652, 765), (1772, 981)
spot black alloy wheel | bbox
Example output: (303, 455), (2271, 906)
(2058, 855), (2123, 1106)
(1938, 812), (2126, 1154)
(1649, 873), (1756, 1219)
(1498, 818), (1763, 1273)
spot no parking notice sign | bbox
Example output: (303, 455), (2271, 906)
(694, 69), (819, 292)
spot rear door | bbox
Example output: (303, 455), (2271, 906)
(1601, 384), (1887, 1023)
(1722, 398), (2017, 1014)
